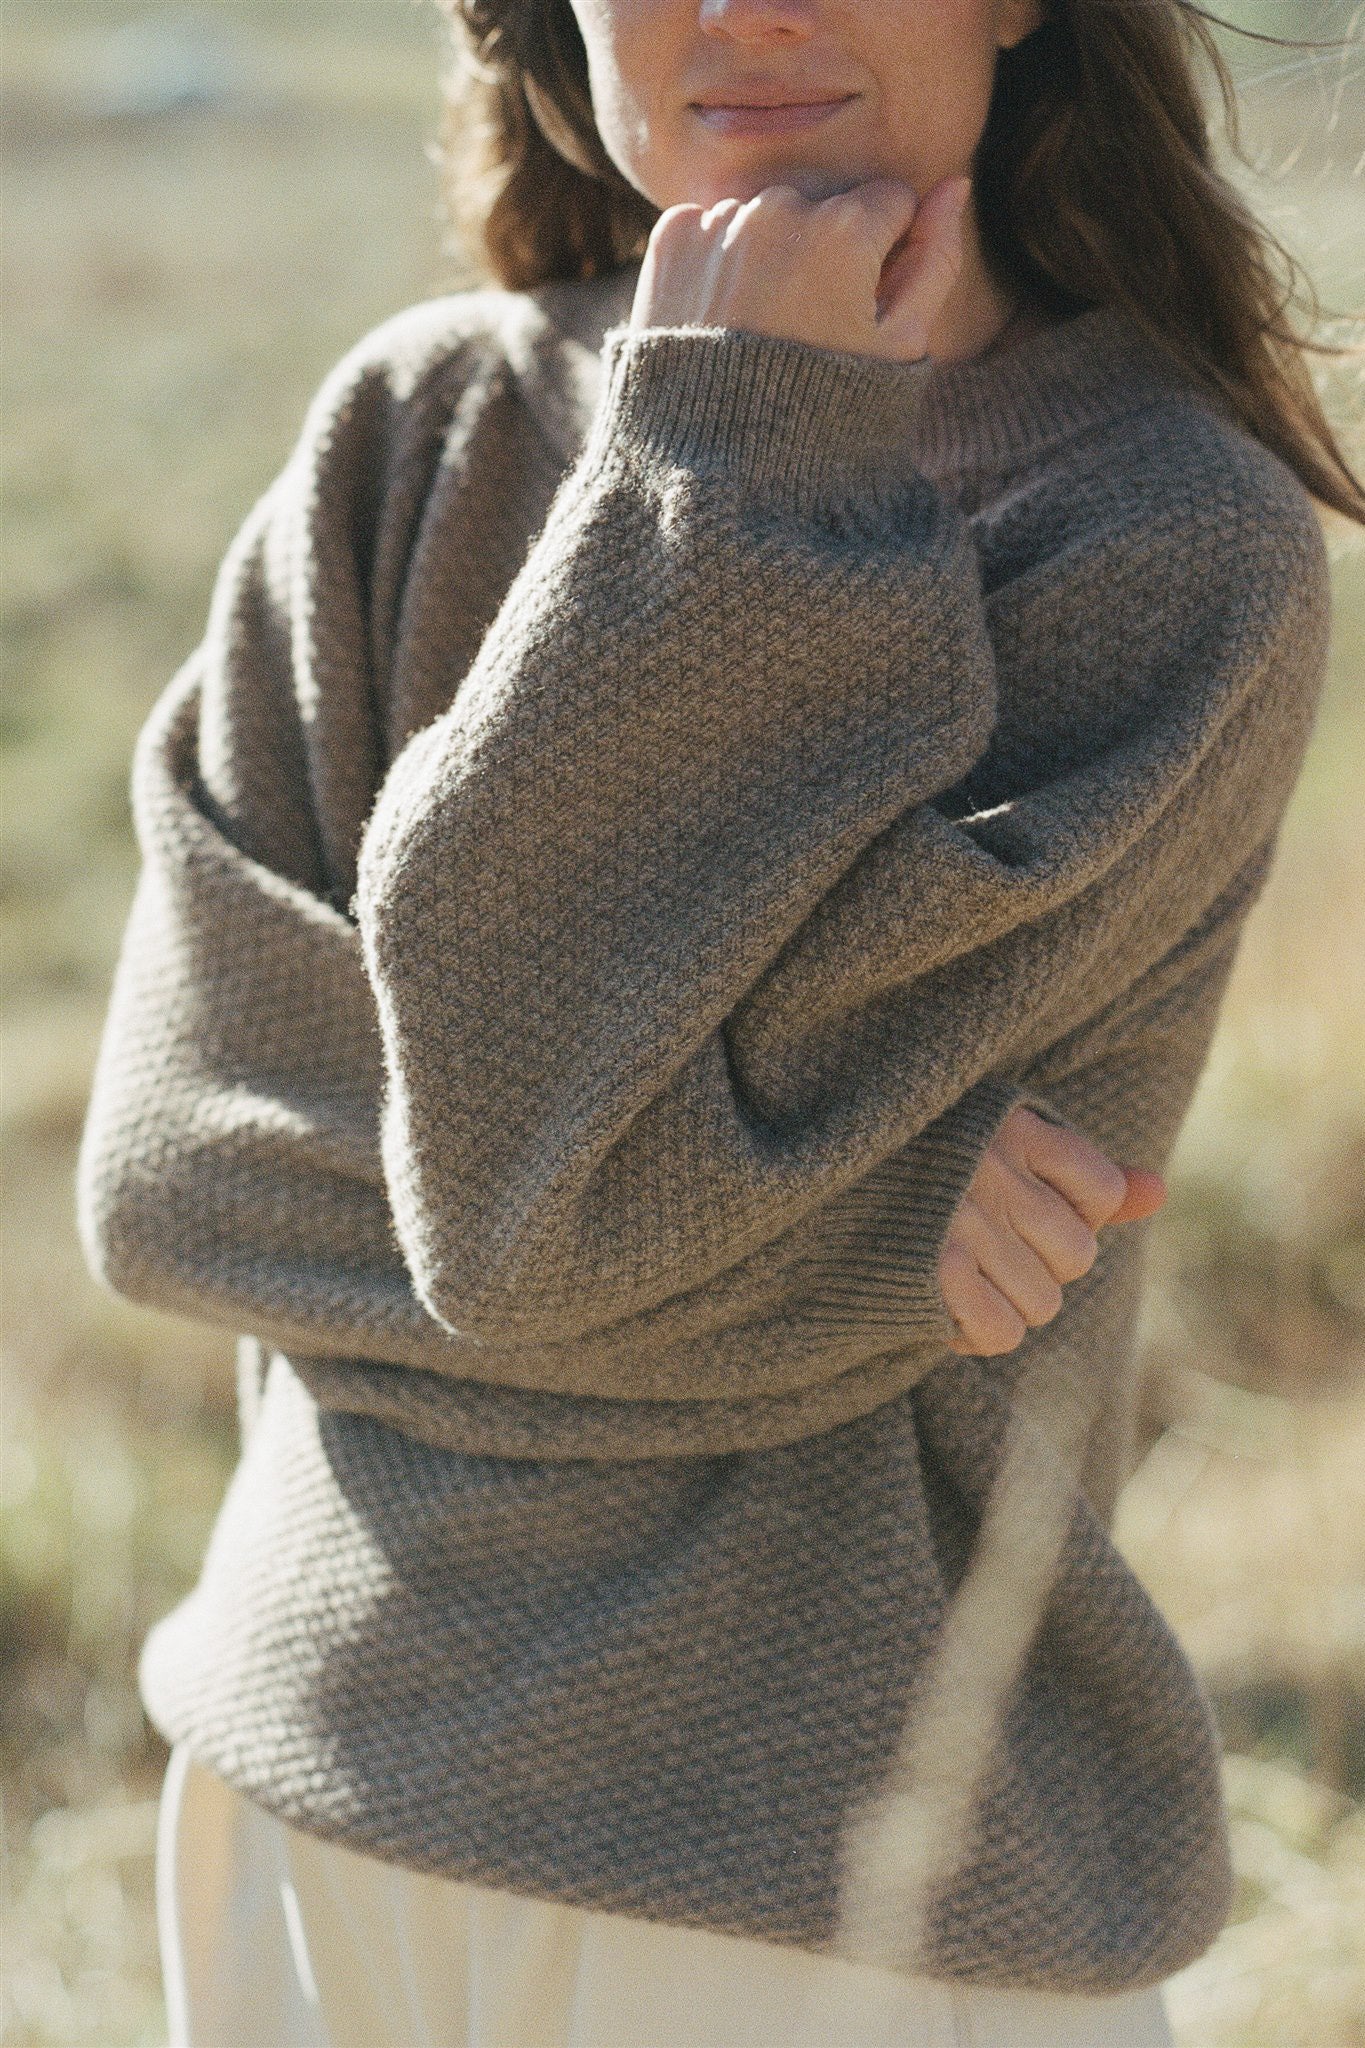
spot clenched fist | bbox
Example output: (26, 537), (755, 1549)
(939, 1105), (1168, 1356)
(628, 173), (973, 362)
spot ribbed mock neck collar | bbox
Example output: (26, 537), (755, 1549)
(886, 296), (1199, 476)
(525, 258), (1203, 482)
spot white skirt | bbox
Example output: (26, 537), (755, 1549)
(156, 1742), (1175, 2048)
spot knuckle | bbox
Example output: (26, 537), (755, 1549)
(938, 1242), (977, 1287)
(982, 1326), (1026, 1358)
(1012, 1108), (1067, 1168)
(937, 1243), (979, 1311)
(1052, 1131), (1094, 1177)
(822, 195), (870, 236)
(1025, 1278), (1065, 1326)
(1089, 1157), (1128, 1213)
(943, 1262), (1031, 1356)
(1049, 1216), (1097, 1282)
(981, 1301), (1028, 1355)
(972, 1145), (1009, 1191)
(942, 1198), (983, 1258)
(1055, 1228), (1096, 1277)
(654, 203), (703, 239)
(994, 1110), (1039, 1168)
(995, 1167), (1034, 1231)
(1020, 1112), (1127, 1223)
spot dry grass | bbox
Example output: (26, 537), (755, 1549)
(2, 2), (1362, 2042)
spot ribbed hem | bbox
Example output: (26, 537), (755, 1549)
(583, 322), (937, 514)
(795, 1074), (1028, 1350)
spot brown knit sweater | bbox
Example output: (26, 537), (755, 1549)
(74, 259), (1333, 1992)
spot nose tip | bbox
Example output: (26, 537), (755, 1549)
(698, 0), (816, 38)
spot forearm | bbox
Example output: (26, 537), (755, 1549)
(356, 323), (998, 1342)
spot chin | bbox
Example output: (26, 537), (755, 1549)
(662, 160), (874, 210)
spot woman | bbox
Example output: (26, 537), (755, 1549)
(75, 0), (1362, 2043)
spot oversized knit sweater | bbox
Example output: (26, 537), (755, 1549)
(74, 258), (1333, 1994)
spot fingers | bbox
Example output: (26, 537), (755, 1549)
(1001, 1107), (1130, 1231)
(635, 174), (968, 359)
(873, 176), (970, 344)
(938, 1112), (1172, 1356)
(941, 1160), (1112, 1353)
(697, 197), (740, 235)
(815, 175), (922, 264)
(938, 1242), (1029, 1357)
(967, 1148), (1100, 1284)
(1108, 1167), (1168, 1224)
(951, 1194), (1065, 1325)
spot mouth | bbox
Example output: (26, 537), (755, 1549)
(689, 93), (859, 137)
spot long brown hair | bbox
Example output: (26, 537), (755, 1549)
(432, 0), (1364, 529)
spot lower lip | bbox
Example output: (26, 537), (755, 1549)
(691, 99), (856, 136)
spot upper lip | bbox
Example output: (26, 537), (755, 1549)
(690, 87), (858, 107)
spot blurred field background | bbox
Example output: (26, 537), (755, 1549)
(1, 1), (1362, 2041)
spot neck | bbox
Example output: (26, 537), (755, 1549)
(923, 198), (1034, 365)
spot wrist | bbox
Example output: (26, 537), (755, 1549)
(585, 321), (937, 516)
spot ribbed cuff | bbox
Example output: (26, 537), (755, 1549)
(795, 1075), (1028, 1352)
(584, 322), (936, 515)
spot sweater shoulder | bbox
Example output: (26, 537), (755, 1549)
(291, 279), (617, 471)
(290, 286), (540, 441)
(984, 378), (1334, 666)
(1071, 384), (1331, 606)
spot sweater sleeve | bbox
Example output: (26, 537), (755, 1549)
(73, 315), (456, 1368)
(70, 314), (1007, 1384)
(72, 315), (1020, 1378)
(352, 321), (1333, 1347)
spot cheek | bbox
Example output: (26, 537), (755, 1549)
(573, 0), (681, 195)
(872, 1), (1002, 163)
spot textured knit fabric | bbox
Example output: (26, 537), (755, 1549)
(156, 1742), (1175, 2047)
(75, 258), (1333, 1994)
